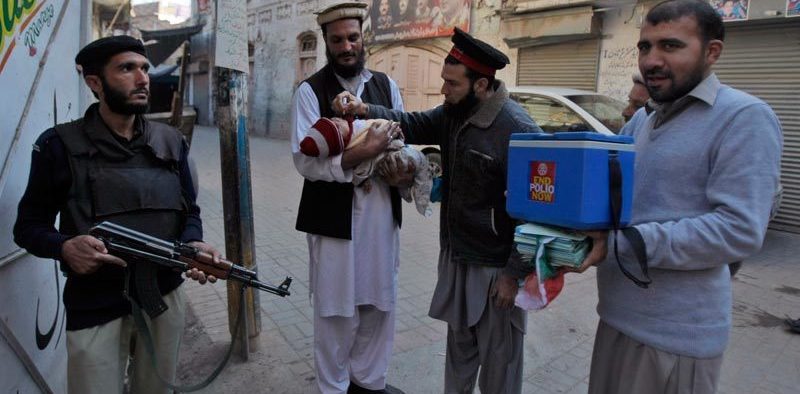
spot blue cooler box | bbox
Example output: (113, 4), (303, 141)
(506, 132), (635, 230)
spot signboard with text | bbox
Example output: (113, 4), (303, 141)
(215, 0), (248, 73)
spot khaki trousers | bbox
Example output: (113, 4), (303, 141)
(67, 287), (186, 394)
(588, 320), (723, 394)
(444, 303), (526, 394)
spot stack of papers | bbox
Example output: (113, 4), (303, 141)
(514, 223), (590, 277)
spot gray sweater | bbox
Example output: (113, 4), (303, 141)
(597, 74), (783, 358)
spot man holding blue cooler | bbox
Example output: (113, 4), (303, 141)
(335, 28), (541, 394)
(574, 1), (783, 393)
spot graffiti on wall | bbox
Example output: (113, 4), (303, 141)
(0, 0), (56, 74)
(364, 0), (471, 44)
(597, 45), (639, 102)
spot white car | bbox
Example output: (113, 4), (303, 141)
(508, 86), (626, 135)
(416, 86), (627, 176)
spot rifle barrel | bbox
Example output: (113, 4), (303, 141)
(251, 281), (291, 297)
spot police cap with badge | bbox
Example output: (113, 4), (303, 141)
(448, 27), (509, 77)
(75, 35), (146, 76)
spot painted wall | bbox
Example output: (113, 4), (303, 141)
(0, 0), (86, 391)
(596, 3), (646, 102)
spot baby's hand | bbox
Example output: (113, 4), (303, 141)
(378, 154), (416, 188)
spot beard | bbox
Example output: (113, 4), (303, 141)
(644, 61), (706, 104)
(443, 87), (479, 118)
(326, 47), (366, 79)
(101, 77), (149, 115)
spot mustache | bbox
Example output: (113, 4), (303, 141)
(644, 69), (671, 79)
(336, 51), (358, 59)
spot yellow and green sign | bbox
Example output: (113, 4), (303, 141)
(1, 0), (43, 72)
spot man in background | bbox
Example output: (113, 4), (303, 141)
(622, 73), (650, 122)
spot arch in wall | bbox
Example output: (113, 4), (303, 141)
(367, 43), (448, 111)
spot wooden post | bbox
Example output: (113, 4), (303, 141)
(213, 0), (260, 361)
(213, 67), (261, 360)
(169, 41), (190, 129)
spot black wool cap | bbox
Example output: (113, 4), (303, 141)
(75, 35), (146, 76)
(449, 27), (509, 76)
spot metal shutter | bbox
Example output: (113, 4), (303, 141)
(516, 39), (600, 91)
(714, 21), (800, 232)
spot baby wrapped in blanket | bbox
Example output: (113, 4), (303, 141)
(300, 117), (433, 217)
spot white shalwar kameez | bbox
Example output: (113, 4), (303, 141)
(290, 69), (404, 394)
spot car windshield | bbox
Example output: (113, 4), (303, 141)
(565, 94), (627, 133)
(512, 94), (595, 133)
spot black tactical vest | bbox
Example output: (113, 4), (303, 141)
(295, 65), (402, 240)
(55, 106), (187, 330)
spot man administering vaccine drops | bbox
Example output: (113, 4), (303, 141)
(13, 36), (219, 394)
(574, 1), (783, 393)
(336, 28), (541, 393)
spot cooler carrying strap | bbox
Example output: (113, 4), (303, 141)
(609, 152), (651, 288)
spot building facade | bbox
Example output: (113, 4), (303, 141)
(502, 0), (799, 231)
(242, 0), (799, 232)
(245, 0), (515, 138)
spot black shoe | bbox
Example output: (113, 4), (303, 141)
(347, 383), (405, 394)
(383, 385), (405, 394)
(786, 317), (800, 334)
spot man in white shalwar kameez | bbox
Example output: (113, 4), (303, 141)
(290, 3), (406, 393)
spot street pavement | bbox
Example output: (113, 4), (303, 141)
(178, 126), (800, 394)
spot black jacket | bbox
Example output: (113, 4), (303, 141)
(368, 82), (542, 277)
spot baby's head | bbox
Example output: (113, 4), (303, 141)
(329, 117), (352, 141)
(299, 116), (354, 158)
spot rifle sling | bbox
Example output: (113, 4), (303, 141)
(126, 269), (244, 392)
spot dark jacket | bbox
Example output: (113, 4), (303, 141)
(368, 82), (541, 277)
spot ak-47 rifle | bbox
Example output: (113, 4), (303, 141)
(89, 221), (291, 318)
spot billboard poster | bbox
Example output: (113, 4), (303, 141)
(709, 0), (749, 21)
(364, 0), (471, 44)
(788, 0), (800, 17)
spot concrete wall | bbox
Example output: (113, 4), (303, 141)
(470, 0), (518, 88)
(246, 0), (322, 139)
(596, 3), (646, 101)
